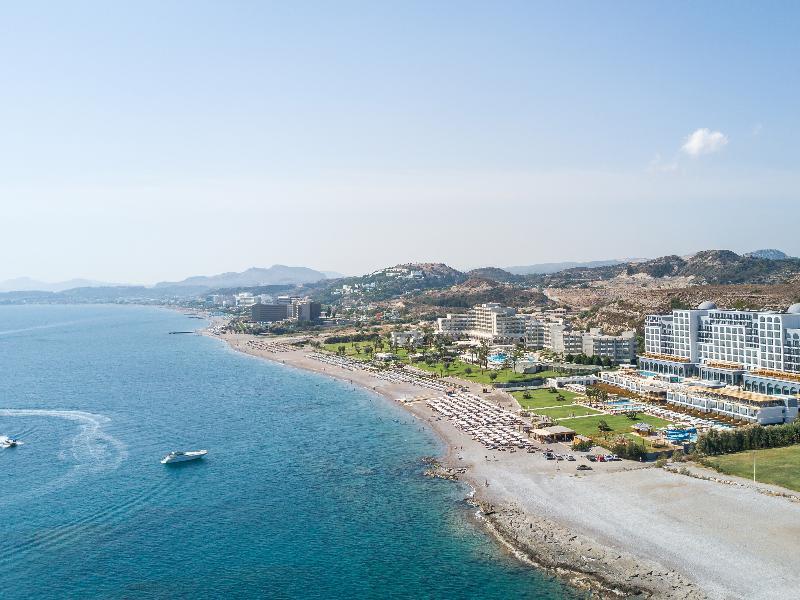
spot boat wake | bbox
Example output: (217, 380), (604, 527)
(0, 409), (128, 497)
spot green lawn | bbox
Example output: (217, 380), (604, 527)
(536, 405), (602, 419)
(412, 360), (556, 384)
(323, 341), (376, 360)
(512, 388), (580, 409)
(558, 413), (672, 437)
(319, 345), (566, 386)
(701, 445), (800, 492)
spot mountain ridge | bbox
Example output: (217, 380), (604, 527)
(155, 265), (330, 288)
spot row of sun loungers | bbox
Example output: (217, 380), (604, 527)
(308, 353), (454, 392)
(246, 340), (294, 353)
(428, 393), (535, 451)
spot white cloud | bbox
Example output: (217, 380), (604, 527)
(681, 128), (728, 156)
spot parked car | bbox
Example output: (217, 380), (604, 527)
(586, 455), (597, 462)
(567, 455), (576, 461)
(577, 464), (592, 471)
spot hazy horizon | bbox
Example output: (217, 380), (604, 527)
(2, 2), (798, 282)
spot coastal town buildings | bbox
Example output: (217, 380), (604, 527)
(235, 292), (256, 308)
(251, 298), (321, 323)
(251, 303), (289, 323)
(436, 303), (636, 361)
(390, 331), (424, 347)
(291, 298), (321, 322)
(641, 302), (800, 396)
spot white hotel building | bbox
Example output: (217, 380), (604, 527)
(436, 303), (636, 361)
(641, 302), (800, 396)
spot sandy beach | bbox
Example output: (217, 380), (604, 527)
(213, 332), (800, 599)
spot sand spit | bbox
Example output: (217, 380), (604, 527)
(210, 332), (800, 599)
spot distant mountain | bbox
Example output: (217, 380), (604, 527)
(506, 259), (629, 275)
(744, 249), (790, 260)
(322, 271), (346, 279)
(0, 277), (121, 293)
(155, 265), (330, 289)
(531, 249), (800, 286)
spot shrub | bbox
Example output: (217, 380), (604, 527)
(572, 438), (593, 452)
(696, 422), (800, 456)
(597, 419), (612, 432)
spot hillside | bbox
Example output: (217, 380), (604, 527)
(466, 267), (520, 283)
(314, 263), (467, 304)
(416, 277), (550, 309)
(531, 250), (800, 287)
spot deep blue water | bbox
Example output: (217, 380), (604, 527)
(0, 305), (580, 599)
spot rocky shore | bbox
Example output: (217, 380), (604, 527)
(480, 504), (704, 598)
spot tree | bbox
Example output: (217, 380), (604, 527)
(477, 340), (490, 371)
(597, 419), (612, 432)
(510, 345), (525, 372)
(464, 366), (473, 375)
(337, 345), (346, 356)
(489, 371), (498, 382)
(522, 390), (531, 399)
(624, 410), (638, 420)
(565, 354), (574, 363)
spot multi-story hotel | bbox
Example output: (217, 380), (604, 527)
(436, 303), (527, 344)
(436, 303), (636, 361)
(641, 302), (800, 396)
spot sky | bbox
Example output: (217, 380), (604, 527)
(1, 1), (798, 284)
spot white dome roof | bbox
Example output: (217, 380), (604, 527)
(788, 303), (800, 315)
(698, 301), (717, 310)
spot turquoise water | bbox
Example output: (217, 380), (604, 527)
(0, 305), (580, 599)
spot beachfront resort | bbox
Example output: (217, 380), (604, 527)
(305, 300), (800, 459)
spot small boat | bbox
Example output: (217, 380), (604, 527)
(161, 449), (207, 464)
(1, 437), (21, 448)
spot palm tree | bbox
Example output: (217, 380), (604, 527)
(477, 340), (490, 371)
(511, 345), (525, 372)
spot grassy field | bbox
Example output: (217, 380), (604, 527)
(323, 341), (379, 360)
(558, 413), (672, 437)
(319, 345), (567, 386)
(413, 360), (558, 384)
(701, 446), (800, 492)
(511, 388), (579, 409)
(536, 405), (602, 419)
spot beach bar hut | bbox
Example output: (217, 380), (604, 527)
(530, 425), (576, 443)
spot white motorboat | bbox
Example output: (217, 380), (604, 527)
(0, 436), (21, 448)
(161, 449), (207, 464)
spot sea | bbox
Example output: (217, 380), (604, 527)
(0, 305), (582, 599)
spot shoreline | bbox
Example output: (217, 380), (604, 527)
(206, 330), (800, 599)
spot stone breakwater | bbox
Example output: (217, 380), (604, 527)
(480, 504), (706, 599)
